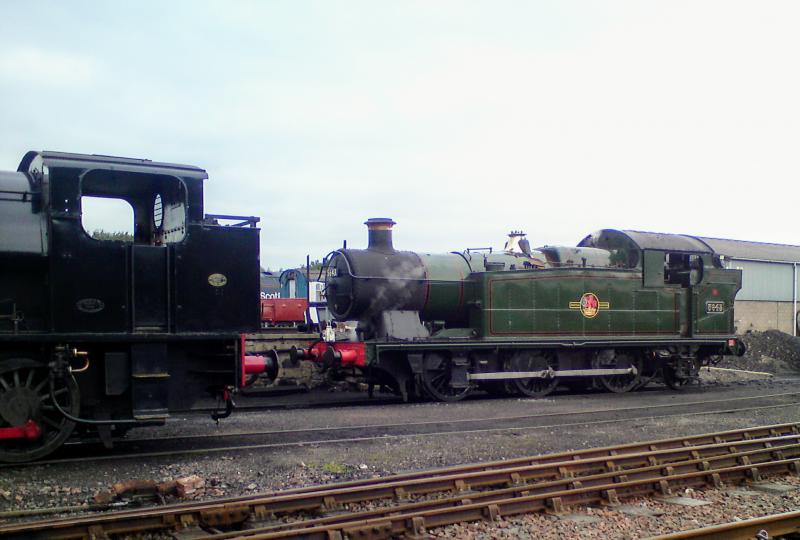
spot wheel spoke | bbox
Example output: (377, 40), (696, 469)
(40, 416), (63, 430)
(39, 387), (68, 403)
(508, 351), (558, 398)
(32, 378), (48, 394)
(0, 363), (80, 463)
(430, 372), (446, 386)
(421, 354), (469, 402)
(597, 353), (642, 393)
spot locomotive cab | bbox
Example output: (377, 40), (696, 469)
(578, 229), (742, 338)
(0, 151), (261, 462)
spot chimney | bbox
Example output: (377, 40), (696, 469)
(365, 218), (396, 252)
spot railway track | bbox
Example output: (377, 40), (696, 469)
(129, 389), (800, 441)
(648, 510), (800, 539)
(6, 390), (800, 467)
(205, 374), (800, 414)
(1, 422), (799, 539)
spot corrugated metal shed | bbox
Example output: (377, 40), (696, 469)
(724, 260), (796, 301)
(697, 237), (800, 263)
(695, 236), (800, 305)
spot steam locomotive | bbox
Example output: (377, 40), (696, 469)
(0, 149), (747, 462)
(297, 219), (745, 402)
(0, 151), (269, 462)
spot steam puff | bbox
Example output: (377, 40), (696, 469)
(367, 258), (425, 313)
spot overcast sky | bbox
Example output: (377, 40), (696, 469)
(1, 1), (798, 269)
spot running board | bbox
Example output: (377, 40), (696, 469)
(468, 367), (637, 381)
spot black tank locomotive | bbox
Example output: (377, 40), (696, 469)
(0, 151), (262, 462)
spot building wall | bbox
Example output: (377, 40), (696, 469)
(724, 259), (797, 301)
(721, 258), (797, 334)
(733, 300), (796, 335)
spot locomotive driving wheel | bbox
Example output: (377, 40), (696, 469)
(592, 351), (643, 393)
(0, 359), (80, 463)
(505, 350), (559, 398)
(419, 352), (471, 402)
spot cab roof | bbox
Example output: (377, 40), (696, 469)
(18, 151), (208, 180)
(579, 229), (714, 254)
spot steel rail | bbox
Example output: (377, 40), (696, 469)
(207, 441), (800, 539)
(20, 421), (798, 518)
(10, 398), (800, 468)
(228, 458), (800, 540)
(192, 435), (800, 520)
(102, 390), (800, 444)
(2, 425), (799, 540)
(646, 510), (800, 539)
(219, 377), (800, 412)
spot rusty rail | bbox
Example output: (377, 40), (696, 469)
(646, 509), (800, 539)
(202, 438), (800, 539)
(222, 456), (800, 540)
(1, 422), (798, 540)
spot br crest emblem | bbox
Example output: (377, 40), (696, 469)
(569, 292), (610, 319)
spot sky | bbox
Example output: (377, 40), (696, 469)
(1, 1), (799, 269)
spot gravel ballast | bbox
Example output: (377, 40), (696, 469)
(1, 375), (799, 535)
(435, 475), (800, 539)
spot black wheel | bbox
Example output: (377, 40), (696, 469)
(0, 359), (80, 463)
(506, 350), (558, 398)
(593, 351), (643, 393)
(419, 353), (470, 402)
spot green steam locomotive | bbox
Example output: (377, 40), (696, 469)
(309, 219), (744, 402)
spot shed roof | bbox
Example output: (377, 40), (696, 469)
(696, 236), (800, 264)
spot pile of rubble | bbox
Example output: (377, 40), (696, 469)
(718, 330), (800, 374)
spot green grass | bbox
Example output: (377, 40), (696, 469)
(321, 462), (349, 474)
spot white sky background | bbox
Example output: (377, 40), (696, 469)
(1, 1), (799, 269)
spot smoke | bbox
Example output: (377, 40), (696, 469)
(366, 256), (426, 315)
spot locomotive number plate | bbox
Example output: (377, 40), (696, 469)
(705, 301), (725, 313)
(208, 273), (228, 287)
